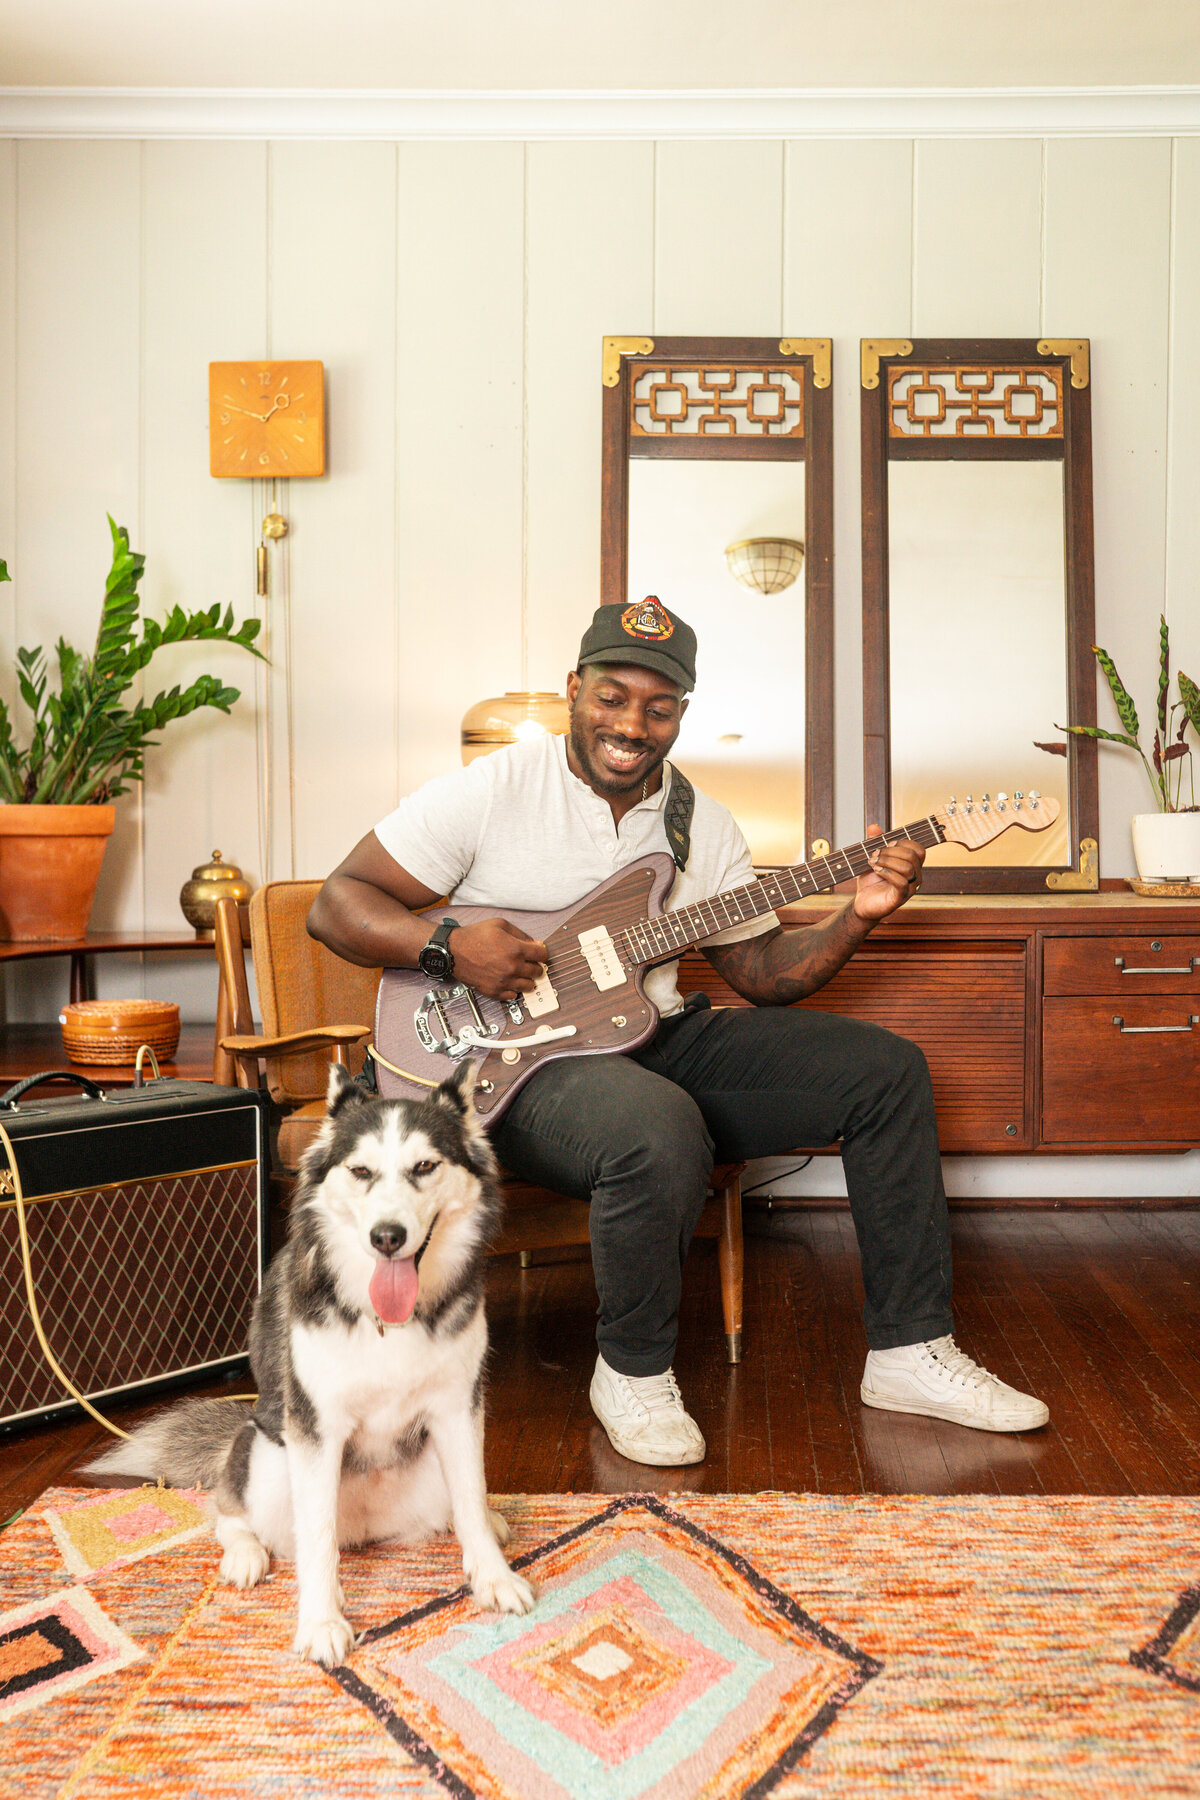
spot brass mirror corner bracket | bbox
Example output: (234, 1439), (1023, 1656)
(810, 838), (831, 857)
(861, 339), (913, 390)
(602, 336), (655, 388)
(1038, 338), (1090, 389)
(780, 338), (832, 388)
(1045, 837), (1099, 891)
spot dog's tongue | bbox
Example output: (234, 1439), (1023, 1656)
(369, 1256), (419, 1326)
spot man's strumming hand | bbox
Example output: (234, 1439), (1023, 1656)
(851, 823), (926, 924)
(446, 919), (549, 1002)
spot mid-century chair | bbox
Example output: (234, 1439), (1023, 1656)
(212, 885), (746, 1362)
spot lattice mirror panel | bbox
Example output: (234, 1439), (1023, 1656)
(602, 336), (833, 863)
(632, 365), (805, 438)
(888, 363), (1063, 440)
(862, 337), (1097, 894)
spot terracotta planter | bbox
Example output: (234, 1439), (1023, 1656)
(0, 804), (115, 940)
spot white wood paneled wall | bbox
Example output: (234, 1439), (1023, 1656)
(1, 134), (1198, 1054)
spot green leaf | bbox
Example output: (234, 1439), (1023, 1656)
(1158, 614), (1170, 738)
(0, 559), (9, 583)
(1092, 644), (1141, 742)
(1180, 670), (1200, 738)
(1058, 722), (1141, 748)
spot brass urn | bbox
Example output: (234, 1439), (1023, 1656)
(180, 850), (252, 939)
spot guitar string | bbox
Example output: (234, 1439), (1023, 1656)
(458, 816), (947, 1017)
(510, 818), (944, 1002)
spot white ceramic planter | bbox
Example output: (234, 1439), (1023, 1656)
(1131, 811), (1200, 882)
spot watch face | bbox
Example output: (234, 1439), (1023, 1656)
(209, 361), (325, 478)
(420, 943), (452, 980)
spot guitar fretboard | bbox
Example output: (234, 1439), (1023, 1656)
(616, 816), (946, 969)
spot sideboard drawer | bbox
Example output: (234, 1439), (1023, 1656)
(1042, 996), (1200, 1143)
(1044, 934), (1200, 996)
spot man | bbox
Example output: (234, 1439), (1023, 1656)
(308, 598), (1048, 1467)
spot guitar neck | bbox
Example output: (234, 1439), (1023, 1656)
(618, 815), (947, 969)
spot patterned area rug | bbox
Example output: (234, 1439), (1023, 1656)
(2, 1487), (1198, 1798)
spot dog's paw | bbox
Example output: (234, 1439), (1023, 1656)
(219, 1535), (270, 1590)
(472, 1567), (536, 1615)
(293, 1613), (356, 1669)
(487, 1507), (512, 1547)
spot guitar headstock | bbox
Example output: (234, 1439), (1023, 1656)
(934, 788), (1061, 850)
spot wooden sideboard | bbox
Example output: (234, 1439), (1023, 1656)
(677, 894), (1200, 1155)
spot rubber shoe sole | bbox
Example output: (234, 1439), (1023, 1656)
(860, 1381), (1050, 1433)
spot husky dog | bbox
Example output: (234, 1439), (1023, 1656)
(89, 1061), (535, 1667)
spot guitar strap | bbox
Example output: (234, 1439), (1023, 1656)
(663, 765), (695, 871)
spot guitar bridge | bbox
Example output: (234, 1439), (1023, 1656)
(414, 983), (506, 1059)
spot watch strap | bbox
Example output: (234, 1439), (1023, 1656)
(428, 916), (459, 952)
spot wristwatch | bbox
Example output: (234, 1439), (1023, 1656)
(418, 916), (459, 982)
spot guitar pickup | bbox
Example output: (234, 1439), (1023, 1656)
(525, 968), (559, 1018)
(578, 926), (625, 992)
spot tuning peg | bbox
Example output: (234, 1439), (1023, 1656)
(996, 792), (1008, 802)
(1029, 790), (1040, 799)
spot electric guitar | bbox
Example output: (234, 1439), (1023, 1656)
(372, 788), (1060, 1124)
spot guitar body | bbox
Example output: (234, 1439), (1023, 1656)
(373, 852), (679, 1124)
(371, 786), (1060, 1128)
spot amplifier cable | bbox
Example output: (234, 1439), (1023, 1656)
(0, 1117), (133, 1442)
(0, 1114), (259, 1457)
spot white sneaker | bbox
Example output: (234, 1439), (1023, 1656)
(589, 1355), (706, 1467)
(861, 1334), (1050, 1433)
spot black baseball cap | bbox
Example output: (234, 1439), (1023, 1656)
(576, 597), (697, 693)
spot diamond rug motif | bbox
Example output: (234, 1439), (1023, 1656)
(3, 1488), (1200, 1799)
(340, 1495), (877, 1800)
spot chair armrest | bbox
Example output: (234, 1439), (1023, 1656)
(219, 1024), (371, 1058)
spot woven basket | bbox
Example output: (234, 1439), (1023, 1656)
(59, 999), (181, 1066)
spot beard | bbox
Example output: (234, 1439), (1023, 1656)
(568, 713), (667, 799)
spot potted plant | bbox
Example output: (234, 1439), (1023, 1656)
(0, 518), (263, 940)
(1037, 615), (1200, 884)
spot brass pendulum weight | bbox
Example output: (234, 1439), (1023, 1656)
(257, 508), (288, 596)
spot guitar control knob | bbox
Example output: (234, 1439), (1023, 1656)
(1014, 791), (1023, 799)
(996, 792), (1008, 802)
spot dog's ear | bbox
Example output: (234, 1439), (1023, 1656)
(429, 1059), (496, 1173)
(326, 1062), (368, 1116)
(431, 1058), (478, 1116)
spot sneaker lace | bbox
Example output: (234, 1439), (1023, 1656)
(618, 1368), (685, 1421)
(922, 1335), (995, 1390)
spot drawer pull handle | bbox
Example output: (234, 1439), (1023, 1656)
(1114, 956), (1198, 974)
(1111, 1015), (1199, 1034)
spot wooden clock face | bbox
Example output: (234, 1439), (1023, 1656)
(209, 361), (325, 478)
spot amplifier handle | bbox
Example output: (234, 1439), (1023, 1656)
(0, 1069), (105, 1109)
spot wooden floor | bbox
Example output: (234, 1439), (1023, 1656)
(3, 1206), (1199, 1520)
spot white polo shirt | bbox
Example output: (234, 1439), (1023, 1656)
(373, 734), (777, 1016)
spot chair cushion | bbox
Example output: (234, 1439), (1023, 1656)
(276, 1099), (328, 1169)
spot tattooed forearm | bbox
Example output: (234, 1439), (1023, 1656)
(703, 902), (875, 1005)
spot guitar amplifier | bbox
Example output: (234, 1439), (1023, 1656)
(0, 1073), (268, 1429)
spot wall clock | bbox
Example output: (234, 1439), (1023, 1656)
(209, 361), (325, 478)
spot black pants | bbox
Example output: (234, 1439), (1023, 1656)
(492, 1001), (954, 1377)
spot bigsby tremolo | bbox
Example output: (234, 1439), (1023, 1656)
(414, 981), (576, 1060)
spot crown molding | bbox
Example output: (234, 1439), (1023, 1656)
(2, 86), (1200, 140)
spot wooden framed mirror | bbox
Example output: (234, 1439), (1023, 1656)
(861, 336), (1098, 893)
(601, 335), (834, 864)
